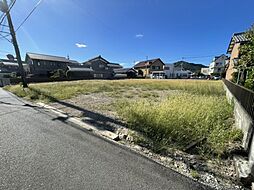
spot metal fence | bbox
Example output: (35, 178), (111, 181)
(223, 79), (254, 120)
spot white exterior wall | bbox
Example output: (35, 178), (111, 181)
(164, 64), (191, 78)
(209, 55), (228, 75)
(201, 68), (209, 75)
(174, 70), (192, 78)
(164, 64), (175, 78)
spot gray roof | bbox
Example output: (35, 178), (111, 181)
(68, 60), (80, 64)
(0, 59), (26, 66)
(26, 53), (69, 63)
(214, 54), (228, 61)
(227, 32), (249, 53)
(107, 63), (122, 68)
(1, 62), (19, 66)
(83, 55), (110, 64)
(114, 68), (137, 74)
(232, 32), (248, 43)
(67, 66), (93, 72)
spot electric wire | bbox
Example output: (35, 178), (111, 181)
(15, 0), (43, 32)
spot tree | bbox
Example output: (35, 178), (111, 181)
(238, 25), (254, 90)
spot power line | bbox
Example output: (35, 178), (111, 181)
(166, 54), (221, 63)
(182, 55), (216, 59)
(0, 0), (16, 42)
(15, 0), (43, 32)
(0, 30), (10, 34)
(0, 0), (18, 43)
(1, 0), (28, 87)
(0, 23), (9, 27)
(0, 13), (5, 21)
(0, 0), (16, 26)
(0, 32), (12, 43)
(0, 49), (12, 53)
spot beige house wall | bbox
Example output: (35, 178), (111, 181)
(149, 60), (164, 74)
(226, 43), (241, 80)
(142, 68), (149, 76)
(136, 60), (164, 77)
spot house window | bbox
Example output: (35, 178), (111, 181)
(94, 73), (104, 78)
(152, 66), (160, 70)
(99, 64), (104, 68)
(164, 67), (170, 70)
(38, 61), (41, 66)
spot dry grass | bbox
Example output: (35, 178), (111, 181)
(4, 79), (224, 102)
(4, 79), (242, 157)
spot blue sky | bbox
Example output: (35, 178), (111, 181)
(1, 0), (254, 67)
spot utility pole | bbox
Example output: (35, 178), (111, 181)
(1, 0), (28, 87)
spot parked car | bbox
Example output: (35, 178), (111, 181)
(151, 72), (165, 79)
(213, 76), (221, 80)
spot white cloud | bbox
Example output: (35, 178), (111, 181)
(135, 34), (144, 38)
(75, 43), (87, 48)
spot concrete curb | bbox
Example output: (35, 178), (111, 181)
(36, 102), (119, 141)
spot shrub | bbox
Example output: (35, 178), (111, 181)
(50, 69), (66, 79)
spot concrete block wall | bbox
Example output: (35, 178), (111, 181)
(224, 83), (254, 182)
(224, 84), (253, 150)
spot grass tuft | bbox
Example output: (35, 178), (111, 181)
(116, 93), (242, 156)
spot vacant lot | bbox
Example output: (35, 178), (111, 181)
(5, 79), (242, 157)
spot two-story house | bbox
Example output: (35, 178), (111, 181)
(134, 58), (165, 78)
(83, 56), (122, 79)
(164, 63), (192, 79)
(25, 52), (70, 77)
(209, 54), (229, 76)
(225, 32), (249, 80)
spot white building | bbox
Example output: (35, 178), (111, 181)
(164, 64), (192, 79)
(209, 54), (228, 76)
(164, 64), (175, 78)
(201, 68), (209, 76)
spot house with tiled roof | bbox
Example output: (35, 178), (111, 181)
(133, 58), (165, 78)
(25, 52), (70, 76)
(25, 52), (93, 79)
(225, 32), (249, 80)
(83, 55), (122, 79)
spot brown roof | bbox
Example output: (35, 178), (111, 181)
(227, 32), (249, 54)
(134, 58), (164, 68)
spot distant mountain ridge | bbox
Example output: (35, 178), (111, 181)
(173, 61), (208, 73)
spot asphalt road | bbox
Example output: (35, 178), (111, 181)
(0, 88), (211, 190)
